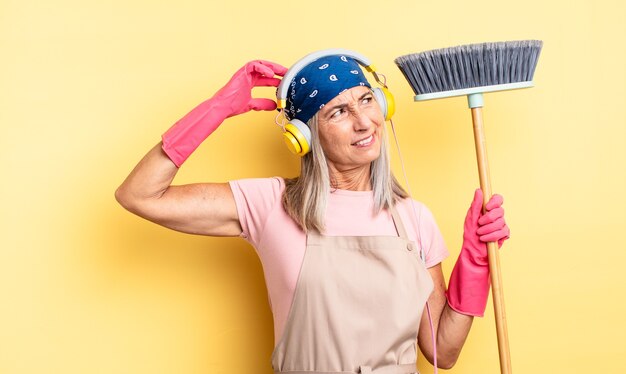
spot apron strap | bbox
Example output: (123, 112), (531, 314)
(389, 205), (410, 241)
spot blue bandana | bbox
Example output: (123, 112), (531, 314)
(285, 55), (371, 123)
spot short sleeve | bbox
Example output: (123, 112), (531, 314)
(228, 177), (284, 247)
(412, 201), (450, 268)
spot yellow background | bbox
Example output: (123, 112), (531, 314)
(1, 0), (624, 372)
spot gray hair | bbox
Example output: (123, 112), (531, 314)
(282, 106), (408, 233)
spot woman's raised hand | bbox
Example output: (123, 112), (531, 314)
(161, 60), (288, 167)
(213, 60), (288, 117)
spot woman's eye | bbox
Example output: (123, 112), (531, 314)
(331, 109), (344, 118)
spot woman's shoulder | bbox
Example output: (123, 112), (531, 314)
(227, 176), (289, 215)
(395, 196), (428, 212)
(229, 176), (286, 195)
(394, 196), (440, 227)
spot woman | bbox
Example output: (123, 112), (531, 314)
(115, 51), (510, 373)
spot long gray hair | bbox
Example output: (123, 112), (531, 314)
(282, 109), (409, 233)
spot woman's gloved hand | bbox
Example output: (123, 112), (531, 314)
(446, 188), (511, 317)
(161, 60), (288, 167)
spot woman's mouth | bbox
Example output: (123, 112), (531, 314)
(352, 134), (374, 147)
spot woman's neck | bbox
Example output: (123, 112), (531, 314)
(328, 164), (372, 191)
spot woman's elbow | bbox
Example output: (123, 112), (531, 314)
(115, 185), (138, 212)
(437, 357), (458, 370)
(424, 351), (459, 370)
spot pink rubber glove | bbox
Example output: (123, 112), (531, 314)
(161, 60), (288, 167)
(446, 189), (511, 317)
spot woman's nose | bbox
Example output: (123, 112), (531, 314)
(352, 109), (373, 131)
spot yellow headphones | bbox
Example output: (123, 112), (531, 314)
(276, 49), (396, 156)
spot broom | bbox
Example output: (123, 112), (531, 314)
(394, 40), (543, 374)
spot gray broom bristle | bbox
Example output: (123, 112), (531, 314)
(394, 40), (543, 96)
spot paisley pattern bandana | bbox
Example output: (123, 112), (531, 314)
(284, 55), (371, 123)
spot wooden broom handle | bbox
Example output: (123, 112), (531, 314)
(471, 107), (512, 374)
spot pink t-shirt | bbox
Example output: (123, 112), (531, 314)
(229, 177), (449, 347)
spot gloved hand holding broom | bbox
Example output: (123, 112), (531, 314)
(447, 189), (510, 317)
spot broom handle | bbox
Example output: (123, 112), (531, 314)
(470, 106), (512, 374)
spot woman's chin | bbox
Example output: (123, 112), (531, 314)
(351, 148), (382, 166)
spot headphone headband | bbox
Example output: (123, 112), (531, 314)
(276, 48), (376, 109)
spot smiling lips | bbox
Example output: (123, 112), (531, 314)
(352, 134), (375, 147)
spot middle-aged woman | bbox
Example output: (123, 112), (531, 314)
(115, 50), (510, 373)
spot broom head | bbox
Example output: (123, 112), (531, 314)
(394, 40), (543, 101)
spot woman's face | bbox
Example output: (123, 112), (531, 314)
(316, 85), (384, 171)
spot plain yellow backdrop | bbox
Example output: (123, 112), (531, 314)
(1, 0), (625, 373)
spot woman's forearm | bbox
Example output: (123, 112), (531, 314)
(434, 304), (474, 368)
(417, 265), (474, 369)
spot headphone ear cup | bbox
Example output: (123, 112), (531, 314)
(283, 119), (312, 156)
(372, 87), (395, 121)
